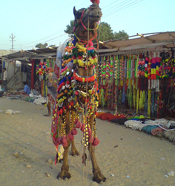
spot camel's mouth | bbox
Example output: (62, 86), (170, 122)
(89, 15), (101, 23)
(89, 15), (101, 18)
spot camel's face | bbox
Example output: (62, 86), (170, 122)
(88, 3), (102, 23)
(73, 3), (102, 41)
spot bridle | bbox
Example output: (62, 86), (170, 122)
(73, 8), (99, 44)
(73, 7), (100, 110)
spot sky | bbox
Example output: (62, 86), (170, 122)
(0, 0), (175, 51)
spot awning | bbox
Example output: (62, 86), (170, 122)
(102, 32), (175, 51)
(1, 48), (57, 63)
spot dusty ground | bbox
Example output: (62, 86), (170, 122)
(0, 97), (175, 186)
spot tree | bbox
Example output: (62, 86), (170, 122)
(35, 43), (48, 49)
(97, 22), (114, 41)
(64, 21), (129, 42)
(113, 30), (129, 40)
(64, 20), (74, 38)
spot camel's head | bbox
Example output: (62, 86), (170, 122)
(73, 1), (102, 41)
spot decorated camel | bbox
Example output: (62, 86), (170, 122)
(51, 0), (106, 183)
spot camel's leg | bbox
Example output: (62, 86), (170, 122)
(44, 100), (51, 117)
(57, 110), (71, 179)
(70, 139), (79, 156)
(70, 111), (79, 156)
(47, 101), (51, 115)
(57, 140), (71, 179)
(88, 114), (106, 183)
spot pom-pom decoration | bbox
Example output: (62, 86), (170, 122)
(76, 120), (82, 128)
(91, 0), (100, 5)
(92, 137), (100, 146)
(71, 128), (78, 135)
(68, 133), (74, 141)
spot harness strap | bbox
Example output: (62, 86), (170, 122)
(74, 71), (96, 83)
(74, 8), (99, 32)
(74, 31), (98, 46)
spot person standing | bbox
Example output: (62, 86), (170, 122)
(2, 68), (7, 91)
(44, 68), (57, 117)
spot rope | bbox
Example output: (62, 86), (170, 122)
(82, 12), (90, 186)
(97, 19), (101, 86)
(85, 13), (90, 182)
(74, 6), (100, 185)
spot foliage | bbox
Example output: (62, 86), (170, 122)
(64, 20), (74, 38)
(97, 22), (114, 41)
(113, 30), (129, 40)
(35, 43), (48, 49)
(64, 20), (129, 42)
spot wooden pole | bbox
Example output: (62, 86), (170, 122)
(31, 59), (35, 89)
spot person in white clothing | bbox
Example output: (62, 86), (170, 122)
(2, 68), (7, 91)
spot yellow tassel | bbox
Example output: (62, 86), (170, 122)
(133, 88), (136, 108)
(147, 89), (151, 117)
(76, 43), (86, 52)
(136, 89), (139, 114)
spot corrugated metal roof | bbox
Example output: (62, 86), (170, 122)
(1, 48), (56, 63)
(0, 50), (17, 57)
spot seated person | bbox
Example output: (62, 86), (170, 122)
(23, 82), (31, 95)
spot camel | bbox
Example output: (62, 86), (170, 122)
(51, 0), (106, 183)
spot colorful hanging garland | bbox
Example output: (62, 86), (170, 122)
(36, 60), (47, 75)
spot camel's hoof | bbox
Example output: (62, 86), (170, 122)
(57, 170), (71, 180)
(70, 149), (79, 156)
(59, 159), (63, 163)
(43, 114), (51, 117)
(93, 172), (106, 183)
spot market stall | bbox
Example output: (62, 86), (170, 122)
(97, 32), (175, 118)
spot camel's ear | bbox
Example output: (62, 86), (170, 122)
(73, 6), (76, 16)
(73, 6), (81, 19)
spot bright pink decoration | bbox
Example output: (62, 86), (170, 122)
(92, 137), (100, 146)
(76, 120), (82, 128)
(71, 128), (78, 135)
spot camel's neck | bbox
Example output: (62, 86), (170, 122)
(72, 39), (97, 78)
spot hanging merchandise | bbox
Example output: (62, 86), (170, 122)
(97, 48), (175, 119)
(127, 55), (133, 109)
(114, 55), (119, 113)
(36, 60), (47, 76)
(107, 57), (114, 109)
(121, 56), (125, 105)
(159, 51), (175, 116)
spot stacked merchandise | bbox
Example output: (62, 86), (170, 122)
(97, 112), (175, 144)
